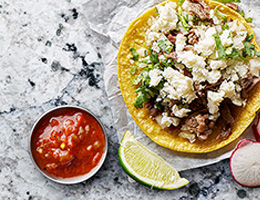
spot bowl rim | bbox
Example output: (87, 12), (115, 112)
(29, 105), (108, 184)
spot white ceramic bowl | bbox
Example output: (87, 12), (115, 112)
(29, 105), (108, 184)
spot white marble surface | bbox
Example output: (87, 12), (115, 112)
(1, 0), (260, 199)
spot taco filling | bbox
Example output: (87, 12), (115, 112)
(129, 0), (260, 143)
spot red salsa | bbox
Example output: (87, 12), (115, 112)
(31, 107), (106, 178)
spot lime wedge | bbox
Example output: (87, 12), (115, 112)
(118, 130), (189, 190)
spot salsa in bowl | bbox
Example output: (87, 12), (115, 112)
(29, 105), (107, 184)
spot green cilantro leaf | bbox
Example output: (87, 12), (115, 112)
(239, 10), (245, 17)
(158, 39), (174, 54)
(222, 23), (229, 30)
(177, 0), (185, 6)
(214, 6), (227, 22)
(177, 7), (190, 31)
(213, 33), (226, 60)
(242, 34), (260, 58)
(129, 66), (137, 75)
(148, 47), (159, 64)
(245, 17), (253, 23)
(129, 47), (139, 61)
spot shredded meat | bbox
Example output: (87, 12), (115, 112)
(183, 45), (194, 51)
(184, 114), (214, 141)
(145, 100), (159, 117)
(183, 67), (193, 77)
(167, 34), (176, 44)
(186, 29), (199, 45)
(226, 3), (238, 11)
(145, 100), (154, 110)
(188, 0), (210, 20)
(164, 51), (178, 60)
(169, 100), (178, 108)
(149, 108), (159, 117)
(217, 123), (232, 139)
(220, 101), (234, 124)
(241, 73), (260, 99)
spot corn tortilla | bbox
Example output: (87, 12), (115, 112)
(117, 0), (260, 153)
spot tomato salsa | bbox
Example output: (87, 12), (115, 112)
(31, 107), (106, 178)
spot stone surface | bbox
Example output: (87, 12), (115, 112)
(1, 0), (260, 199)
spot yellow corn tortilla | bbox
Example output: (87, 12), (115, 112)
(117, 0), (260, 153)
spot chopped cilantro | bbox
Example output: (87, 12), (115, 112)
(129, 66), (137, 75)
(222, 23), (229, 30)
(229, 31), (234, 41)
(177, 7), (190, 31)
(129, 47), (139, 61)
(242, 34), (260, 58)
(192, 15), (200, 23)
(213, 33), (226, 60)
(144, 50), (148, 57)
(214, 6), (227, 22)
(177, 0), (185, 6)
(148, 47), (159, 64)
(228, 49), (249, 62)
(239, 10), (245, 17)
(157, 39), (173, 54)
(245, 17), (253, 23)
(214, 32), (249, 62)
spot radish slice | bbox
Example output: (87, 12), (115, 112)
(252, 115), (260, 142)
(230, 139), (260, 187)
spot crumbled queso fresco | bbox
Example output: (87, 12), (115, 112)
(129, 0), (260, 142)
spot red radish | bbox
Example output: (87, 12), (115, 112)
(230, 139), (260, 187)
(252, 114), (260, 142)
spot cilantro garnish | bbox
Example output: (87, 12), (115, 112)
(129, 66), (137, 75)
(222, 23), (229, 30)
(177, 0), (185, 6)
(239, 10), (245, 17)
(243, 34), (260, 57)
(129, 47), (139, 61)
(148, 47), (159, 64)
(214, 6), (227, 22)
(213, 32), (249, 62)
(245, 17), (253, 23)
(177, 7), (190, 31)
(158, 39), (173, 54)
(213, 33), (226, 60)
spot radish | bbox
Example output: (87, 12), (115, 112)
(252, 114), (260, 142)
(230, 139), (260, 187)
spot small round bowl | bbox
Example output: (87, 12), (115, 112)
(29, 105), (108, 184)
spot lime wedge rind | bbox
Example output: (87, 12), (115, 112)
(118, 130), (189, 190)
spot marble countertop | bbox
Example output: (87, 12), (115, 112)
(1, 0), (260, 199)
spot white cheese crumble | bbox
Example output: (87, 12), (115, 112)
(220, 30), (233, 48)
(157, 112), (180, 128)
(178, 51), (206, 70)
(161, 67), (197, 103)
(149, 69), (162, 87)
(175, 34), (187, 55)
(209, 9), (222, 25)
(146, 2), (178, 44)
(171, 104), (191, 118)
(207, 69), (222, 84)
(249, 58), (260, 77)
(207, 91), (225, 115)
(194, 27), (217, 57)
(219, 80), (236, 98)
